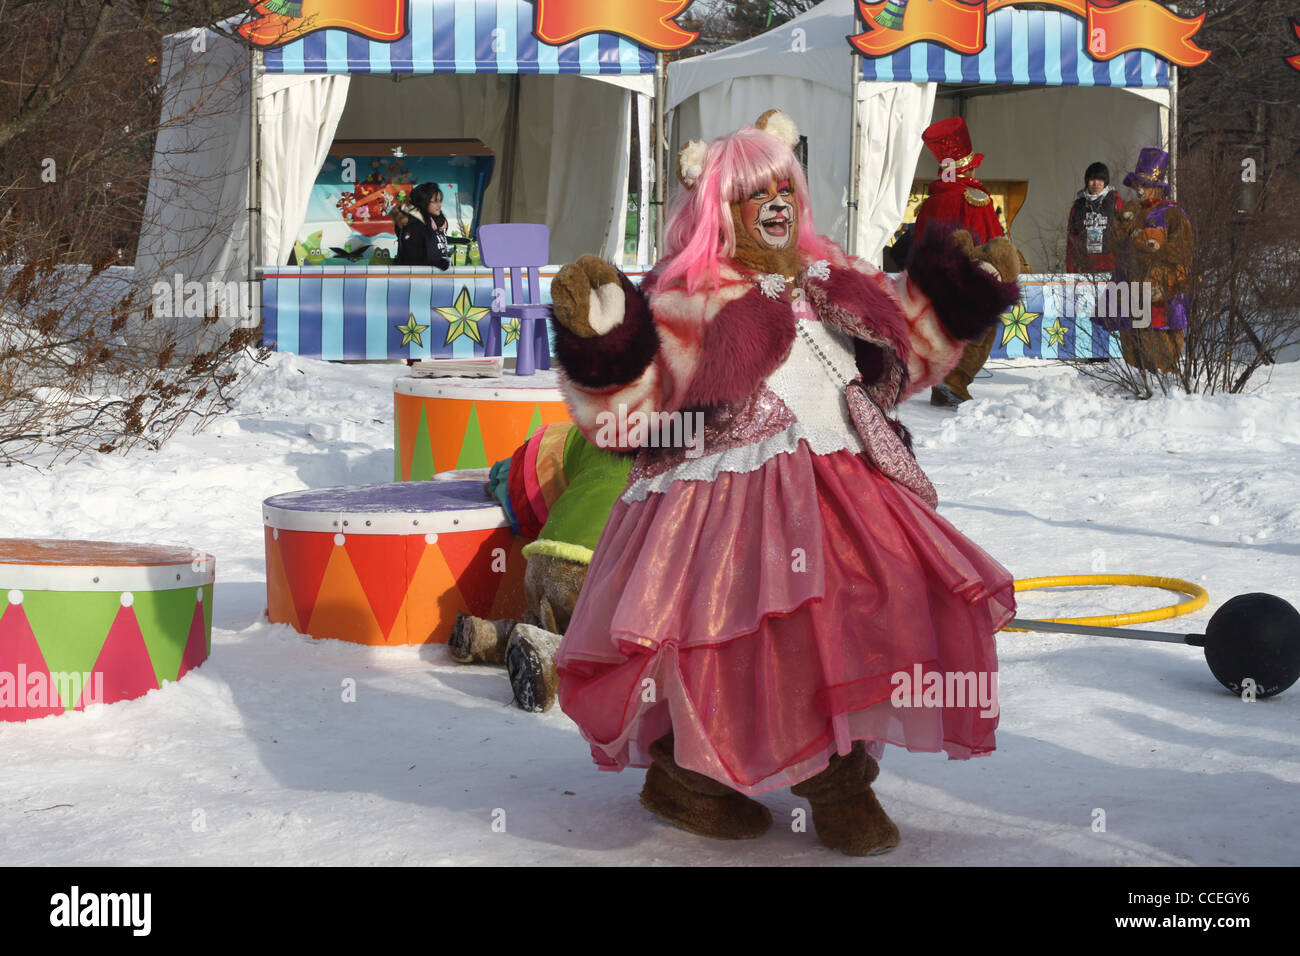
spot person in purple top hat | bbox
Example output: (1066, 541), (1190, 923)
(1105, 147), (1193, 373)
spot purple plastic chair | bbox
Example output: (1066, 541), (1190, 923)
(477, 223), (552, 376)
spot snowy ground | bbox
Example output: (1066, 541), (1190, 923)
(2, 352), (1298, 866)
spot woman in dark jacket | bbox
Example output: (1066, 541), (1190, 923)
(393, 182), (451, 269)
(1066, 162), (1122, 273)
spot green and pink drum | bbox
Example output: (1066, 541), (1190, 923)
(0, 539), (215, 722)
(263, 480), (526, 646)
(393, 370), (571, 481)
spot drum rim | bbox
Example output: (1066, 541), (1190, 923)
(262, 481), (511, 535)
(0, 538), (205, 566)
(0, 539), (215, 591)
(2, 566), (215, 593)
(393, 375), (563, 403)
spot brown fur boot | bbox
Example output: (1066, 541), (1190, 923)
(505, 623), (563, 712)
(522, 552), (586, 634)
(790, 743), (900, 856)
(639, 734), (773, 840)
(935, 325), (997, 404)
(446, 613), (516, 664)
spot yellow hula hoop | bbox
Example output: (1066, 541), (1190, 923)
(1007, 574), (1209, 630)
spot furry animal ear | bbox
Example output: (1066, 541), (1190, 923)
(677, 140), (708, 190)
(755, 109), (799, 149)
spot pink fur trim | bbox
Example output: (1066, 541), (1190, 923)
(680, 288), (795, 408)
(558, 365), (663, 452)
(816, 261), (911, 366)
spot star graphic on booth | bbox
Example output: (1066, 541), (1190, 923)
(502, 317), (522, 346)
(999, 303), (1041, 348)
(438, 286), (490, 346)
(1044, 318), (1069, 347)
(397, 314), (429, 348)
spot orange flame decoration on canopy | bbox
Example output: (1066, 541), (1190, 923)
(238, 0), (698, 52)
(533, 0), (697, 50)
(851, 0), (1211, 68)
(238, 0), (407, 46)
(1288, 20), (1300, 72)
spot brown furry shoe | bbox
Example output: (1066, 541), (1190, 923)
(522, 552), (586, 634)
(446, 613), (515, 664)
(505, 623), (562, 712)
(790, 744), (900, 856)
(639, 735), (773, 840)
(930, 384), (964, 407)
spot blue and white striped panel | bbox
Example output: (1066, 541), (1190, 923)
(262, 0), (657, 74)
(859, 8), (1171, 89)
(986, 277), (1124, 360)
(262, 266), (652, 359)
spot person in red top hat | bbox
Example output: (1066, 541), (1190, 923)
(914, 117), (1008, 406)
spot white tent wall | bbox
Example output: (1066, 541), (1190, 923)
(259, 74), (351, 269)
(327, 73), (633, 263)
(667, 0), (936, 264)
(672, 76), (934, 265)
(919, 86), (1168, 270)
(134, 29), (251, 340)
(671, 75), (855, 249)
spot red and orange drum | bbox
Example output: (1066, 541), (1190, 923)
(393, 371), (571, 481)
(263, 481), (526, 646)
(0, 538), (215, 722)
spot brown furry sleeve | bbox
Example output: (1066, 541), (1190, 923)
(1134, 204), (1194, 301)
(904, 226), (1021, 341)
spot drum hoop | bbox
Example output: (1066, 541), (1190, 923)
(393, 376), (562, 404)
(262, 503), (510, 535)
(1, 563), (214, 593)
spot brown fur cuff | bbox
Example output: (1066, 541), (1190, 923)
(553, 271), (660, 389)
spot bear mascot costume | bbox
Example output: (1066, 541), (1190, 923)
(545, 111), (1021, 856)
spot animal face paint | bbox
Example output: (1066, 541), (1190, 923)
(740, 179), (798, 250)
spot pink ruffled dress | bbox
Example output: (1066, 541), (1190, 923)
(555, 252), (1015, 795)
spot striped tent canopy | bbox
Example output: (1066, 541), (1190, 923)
(262, 0), (657, 74)
(860, 7), (1170, 88)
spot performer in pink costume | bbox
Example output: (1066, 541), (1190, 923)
(546, 111), (1021, 855)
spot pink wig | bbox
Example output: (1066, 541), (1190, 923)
(658, 125), (836, 294)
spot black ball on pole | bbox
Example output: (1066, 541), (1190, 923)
(1200, 593), (1300, 698)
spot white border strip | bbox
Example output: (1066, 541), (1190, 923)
(393, 376), (563, 404)
(262, 504), (509, 536)
(0, 560), (215, 593)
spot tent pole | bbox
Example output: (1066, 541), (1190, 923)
(249, 49), (262, 281)
(1169, 65), (1179, 200)
(500, 74), (521, 222)
(847, 2), (863, 256)
(655, 52), (666, 260)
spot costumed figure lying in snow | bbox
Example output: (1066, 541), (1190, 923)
(447, 422), (632, 712)
(545, 110), (1023, 856)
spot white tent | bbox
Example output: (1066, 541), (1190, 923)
(667, 0), (1173, 267)
(668, 0), (934, 263)
(135, 2), (656, 339)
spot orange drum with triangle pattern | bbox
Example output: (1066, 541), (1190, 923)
(393, 372), (570, 481)
(263, 481), (526, 645)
